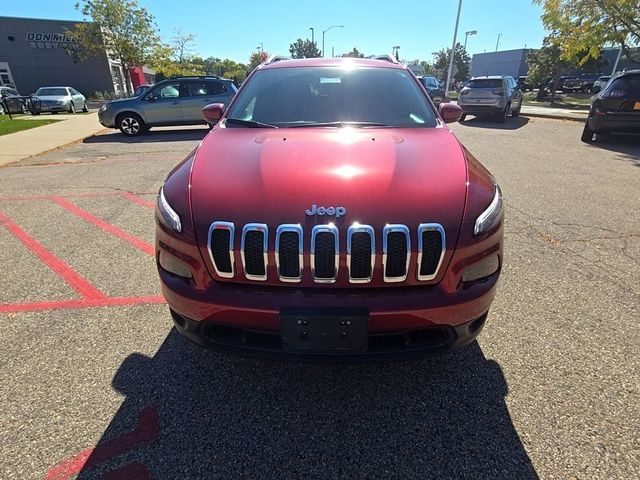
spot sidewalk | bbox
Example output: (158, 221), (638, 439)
(521, 104), (588, 122)
(0, 112), (106, 166)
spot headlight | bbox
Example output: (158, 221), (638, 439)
(474, 182), (503, 235)
(56, 100), (64, 105)
(157, 186), (182, 232)
(99, 104), (108, 113)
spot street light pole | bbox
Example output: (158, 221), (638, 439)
(309, 27), (314, 45)
(464, 30), (477, 51)
(322, 25), (344, 58)
(445, 0), (463, 99)
(495, 33), (502, 52)
(393, 45), (401, 61)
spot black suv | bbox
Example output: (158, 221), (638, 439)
(581, 70), (640, 142)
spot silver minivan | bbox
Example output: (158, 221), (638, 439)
(458, 76), (523, 122)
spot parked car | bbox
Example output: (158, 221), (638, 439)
(98, 76), (237, 136)
(547, 76), (576, 93)
(0, 86), (27, 114)
(581, 69), (640, 142)
(563, 74), (600, 93)
(32, 86), (88, 114)
(457, 76), (523, 122)
(517, 76), (532, 92)
(418, 76), (445, 105)
(591, 75), (611, 93)
(155, 56), (504, 359)
(132, 85), (152, 97)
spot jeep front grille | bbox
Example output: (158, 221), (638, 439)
(207, 222), (446, 284)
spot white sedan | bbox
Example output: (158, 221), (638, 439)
(33, 86), (88, 114)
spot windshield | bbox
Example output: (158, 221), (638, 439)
(467, 79), (503, 89)
(36, 88), (68, 96)
(225, 66), (438, 128)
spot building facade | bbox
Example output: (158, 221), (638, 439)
(0, 16), (131, 96)
(470, 49), (529, 79)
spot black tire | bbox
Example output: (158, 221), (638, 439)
(52, 111), (59, 115)
(459, 113), (467, 122)
(497, 104), (509, 123)
(69, 102), (76, 113)
(511, 100), (522, 117)
(117, 112), (146, 136)
(581, 122), (596, 143)
(82, 102), (89, 112)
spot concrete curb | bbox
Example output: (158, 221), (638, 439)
(521, 112), (588, 123)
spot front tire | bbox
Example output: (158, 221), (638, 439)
(117, 113), (146, 136)
(512, 100), (522, 117)
(82, 102), (89, 112)
(69, 102), (76, 114)
(581, 122), (596, 143)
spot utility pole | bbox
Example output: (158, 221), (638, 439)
(309, 27), (314, 45)
(445, 0), (463, 99)
(611, 47), (623, 76)
(322, 25), (344, 58)
(495, 33), (501, 52)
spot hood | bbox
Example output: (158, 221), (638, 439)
(190, 126), (468, 286)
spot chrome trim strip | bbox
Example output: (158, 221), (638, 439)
(240, 223), (269, 281)
(207, 221), (235, 278)
(416, 223), (446, 281)
(275, 224), (303, 283)
(311, 224), (339, 284)
(382, 224), (410, 283)
(347, 224), (375, 284)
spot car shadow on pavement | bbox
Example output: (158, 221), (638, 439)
(83, 128), (209, 144)
(459, 116), (530, 130)
(586, 133), (640, 167)
(73, 329), (539, 479)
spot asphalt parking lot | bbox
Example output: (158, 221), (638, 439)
(1, 118), (638, 479)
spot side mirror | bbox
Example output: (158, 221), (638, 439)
(439, 103), (463, 123)
(202, 103), (225, 124)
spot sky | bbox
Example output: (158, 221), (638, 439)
(2, 0), (548, 63)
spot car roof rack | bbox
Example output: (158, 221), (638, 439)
(264, 55), (292, 65)
(168, 75), (222, 80)
(367, 54), (399, 64)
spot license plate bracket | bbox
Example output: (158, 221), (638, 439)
(280, 308), (369, 353)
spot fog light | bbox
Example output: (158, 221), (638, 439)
(462, 255), (499, 282)
(159, 250), (192, 279)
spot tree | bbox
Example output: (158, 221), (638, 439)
(535, 0), (640, 66)
(341, 47), (364, 58)
(248, 51), (269, 71)
(528, 36), (604, 103)
(432, 43), (471, 82)
(171, 28), (196, 65)
(66, 0), (160, 95)
(289, 39), (321, 59)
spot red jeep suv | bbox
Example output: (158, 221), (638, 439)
(155, 56), (504, 360)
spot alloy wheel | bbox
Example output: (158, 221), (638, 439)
(121, 117), (140, 135)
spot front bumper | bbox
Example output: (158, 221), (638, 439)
(98, 109), (116, 128)
(170, 307), (489, 361)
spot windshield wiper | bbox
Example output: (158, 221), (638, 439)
(225, 118), (278, 128)
(287, 121), (391, 128)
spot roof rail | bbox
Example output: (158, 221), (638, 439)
(265, 55), (291, 65)
(367, 54), (399, 64)
(168, 75), (222, 80)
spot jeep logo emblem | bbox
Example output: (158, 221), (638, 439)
(305, 204), (347, 218)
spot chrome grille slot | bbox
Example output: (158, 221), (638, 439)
(311, 224), (339, 283)
(347, 225), (375, 283)
(275, 224), (303, 282)
(383, 225), (410, 282)
(241, 223), (268, 281)
(417, 223), (445, 281)
(207, 222), (235, 278)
